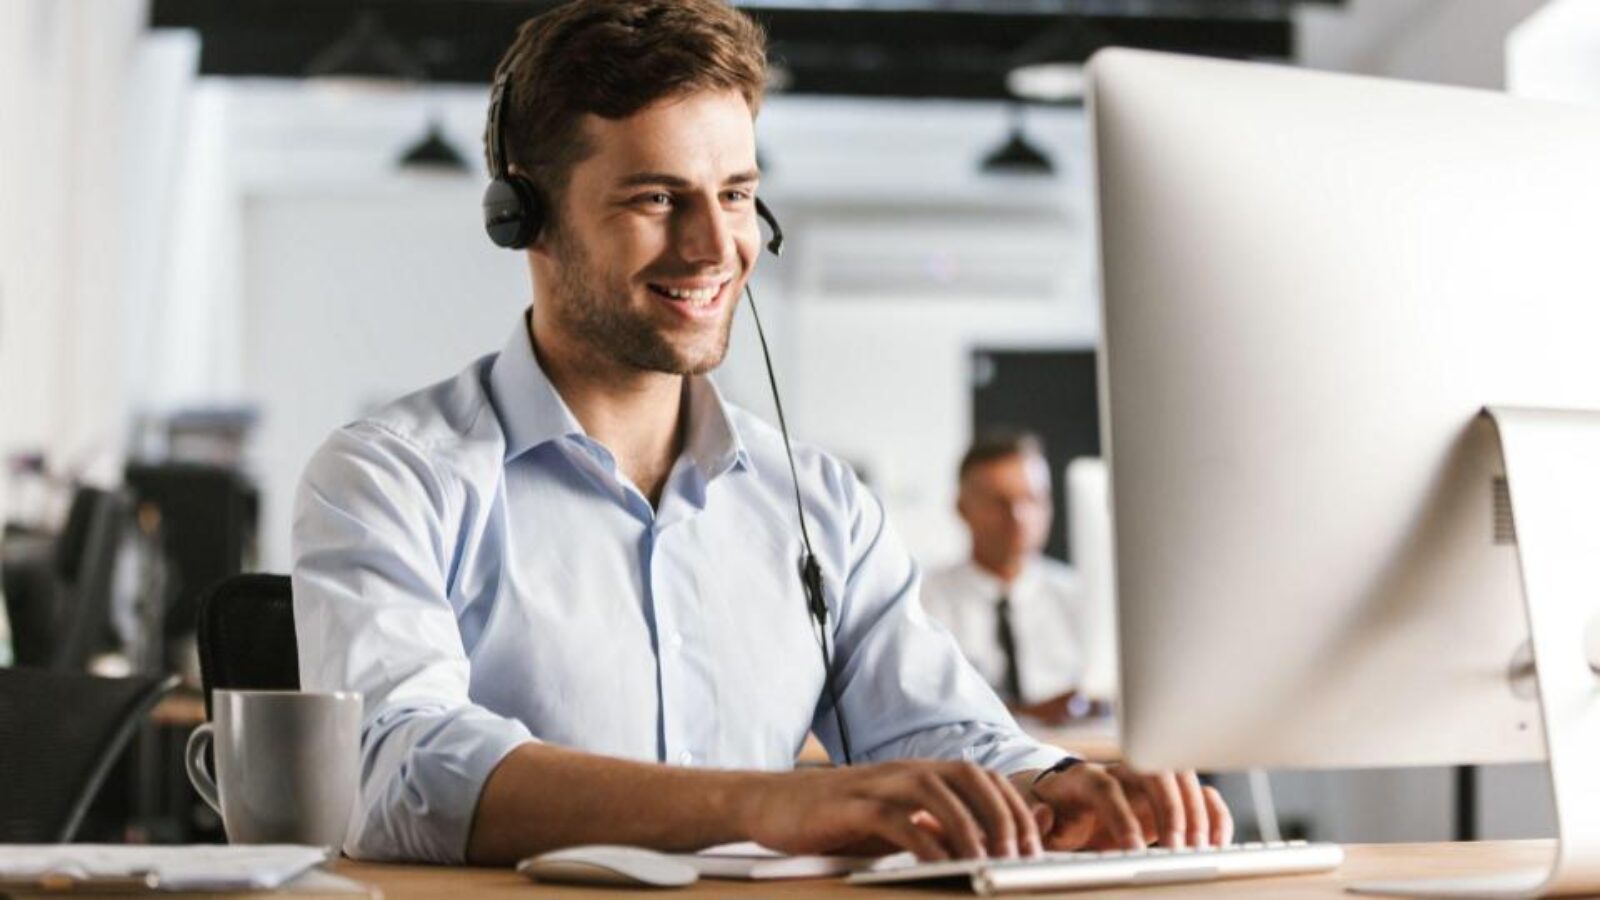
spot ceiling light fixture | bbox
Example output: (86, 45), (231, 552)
(305, 11), (425, 91)
(1005, 17), (1106, 104)
(398, 117), (470, 173)
(980, 105), (1055, 176)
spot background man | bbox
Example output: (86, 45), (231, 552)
(924, 432), (1105, 725)
(292, 0), (1227, 866)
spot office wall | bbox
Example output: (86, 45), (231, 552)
(1507, 0), (1600, 105)
(796, 292), (1095, 566)
(0, 0), (160, 517)
(240, 183), (524, 569)
(1298, 0), (1548, 88)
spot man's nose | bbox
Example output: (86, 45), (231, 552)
(675, 200), (734, 265)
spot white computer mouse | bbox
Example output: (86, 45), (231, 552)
(516, 844), (700, 888)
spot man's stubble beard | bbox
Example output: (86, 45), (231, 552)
(546, 225), (737, 377)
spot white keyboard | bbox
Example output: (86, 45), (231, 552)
(848, 840), (1344, 895)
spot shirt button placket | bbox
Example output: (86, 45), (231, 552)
(652, 523), (689, 766)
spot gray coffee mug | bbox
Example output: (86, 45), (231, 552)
(186, 689), (362, 848)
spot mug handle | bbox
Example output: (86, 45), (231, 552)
(185, 723), (222, 814)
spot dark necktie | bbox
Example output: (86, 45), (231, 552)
(995, 594), (1024, 704)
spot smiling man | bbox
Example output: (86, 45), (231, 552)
(292, 0), (1230, 867)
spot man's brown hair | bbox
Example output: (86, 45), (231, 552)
(487, 0), (768, 215)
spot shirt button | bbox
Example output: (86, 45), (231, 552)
(669, 631), (684, 648)
(679, 750), (694, 765)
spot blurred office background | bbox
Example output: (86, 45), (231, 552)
(1, 0), (1592, 846)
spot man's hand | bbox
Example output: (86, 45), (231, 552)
(738, 760), (1044, 862)
(1018, 763), (1233, 851)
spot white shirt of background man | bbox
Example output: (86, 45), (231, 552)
(920, 556), (1088, 705)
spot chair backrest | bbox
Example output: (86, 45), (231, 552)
(0, 667), (179, 842)
(195, 573), (298, 719)
(1, 534), (64, 668)
(50, 487), (130, 672)
(2, 487), (128, 672)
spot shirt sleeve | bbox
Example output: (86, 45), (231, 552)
(807, 462), (1068, 776)
(292, 423), (534, 863)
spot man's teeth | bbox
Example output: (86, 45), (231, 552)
(661, 285), (719, 304)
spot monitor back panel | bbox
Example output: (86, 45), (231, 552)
(1092, 49), (1600, 770)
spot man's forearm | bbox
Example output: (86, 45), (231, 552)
(465, 742), (771, 864)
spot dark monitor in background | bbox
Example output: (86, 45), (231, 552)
(123, 463), (258, 660)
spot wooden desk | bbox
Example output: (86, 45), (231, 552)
(150, 689), (206, 728)
(335, 840), (1553, 898)
(1024, 717), (1121, 765)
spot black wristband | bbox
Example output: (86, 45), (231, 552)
(1029, 756), (1083, 793)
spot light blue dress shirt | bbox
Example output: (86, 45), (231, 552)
(292, 318), (1065, 863)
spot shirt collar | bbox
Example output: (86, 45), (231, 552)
(488, 314), (753, 478)
(488, 316), (587, 461)
(686, 374), (754, 480)
(958, 557), (1041, 600)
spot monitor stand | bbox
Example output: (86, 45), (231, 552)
(1349, 406), (1600, 899)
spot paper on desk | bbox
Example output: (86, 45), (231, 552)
(686, 842), (875, 880)
(0, 845), (330, 891)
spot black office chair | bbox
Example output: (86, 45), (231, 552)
(0, 667), (180, 842)
(53, 487), (131, 672)
(195, 573), (298, 720)
(0, 487), (129, 671)
(1, 532), (62, 668)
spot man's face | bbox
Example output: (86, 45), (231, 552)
(958, 451), (1054, 568)
(537, 89), (761, 376)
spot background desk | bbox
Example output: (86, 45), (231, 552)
(336, 840), (1551, 898)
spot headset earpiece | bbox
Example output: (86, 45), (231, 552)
(483, 174), (543, 249)
(483, 52), (545, 250)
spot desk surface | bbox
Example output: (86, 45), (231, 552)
(335, 840), (1552, 899)
(150, 688), (206, 727)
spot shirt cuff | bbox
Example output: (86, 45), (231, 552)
(347, 706), (536, 863)
(977, 738), (1078, 779)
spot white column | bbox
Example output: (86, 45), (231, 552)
(0, 0), (157, 523)
(1507, 0), (1600, 104)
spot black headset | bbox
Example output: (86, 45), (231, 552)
(482, 56), (852, 764)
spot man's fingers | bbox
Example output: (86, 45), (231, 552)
(1030, 801), (1054, 839)
(1081, 768), (1144, 849)
(897, 769), (988, 859)
(943, 763), (1020, 857)
(868, 801), (950, 862)
(1178, 771), (1211, 848)
(988, 769), (1042, 856)
(1203, 785), (1234, 847)
(1148, 771), (1186, 848)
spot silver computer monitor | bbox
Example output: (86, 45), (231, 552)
(1091, 49), (1600, 773)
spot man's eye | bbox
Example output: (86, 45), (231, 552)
(724, 190), (751, 203)
(638, 193), (672, 208)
